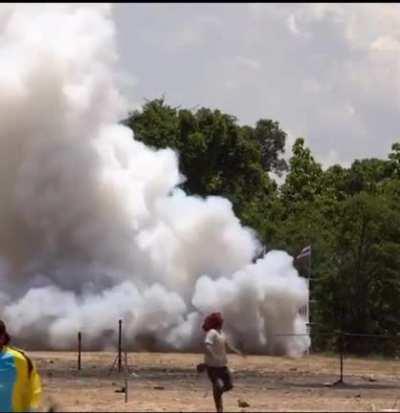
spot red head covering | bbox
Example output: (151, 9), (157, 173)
(202, 312), (223, 332)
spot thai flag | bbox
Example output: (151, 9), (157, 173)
(296, 245), (311, 260)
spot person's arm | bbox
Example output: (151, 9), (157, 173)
(28, 366), (42, 412)
(226, 338), (246, 358)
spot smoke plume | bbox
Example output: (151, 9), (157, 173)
(0, 4), (309, 356)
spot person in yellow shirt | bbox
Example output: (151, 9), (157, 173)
(0, 320), (42, 412)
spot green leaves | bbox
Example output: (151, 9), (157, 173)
(269, 138), (400, 354)
(254, 119), (288, 175)
(123, 98), (286, 230)
(124, 98), (180, 149)
(281, 138), (323, 205)
(388, 141), (400, 178)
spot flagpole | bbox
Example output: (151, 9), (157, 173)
(308, 246), (312, 353)
(295, 245), (312, 355)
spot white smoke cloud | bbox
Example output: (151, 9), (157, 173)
(0, 3), (309, 356)
(192, 251), (309, 356)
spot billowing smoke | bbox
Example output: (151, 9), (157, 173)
(0, 4), (309, 356)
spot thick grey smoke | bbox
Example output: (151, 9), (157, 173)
(0, 4), (309, 356)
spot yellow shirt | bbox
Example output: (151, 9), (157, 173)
(0, 346), (42, 412)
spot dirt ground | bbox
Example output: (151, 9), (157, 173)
(32, 351), (400, 412)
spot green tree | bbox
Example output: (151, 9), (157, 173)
(280, 138), (323, 207)
(317, 192), (400, 354)
(123, 98), (286, 232)
(123, 98), (180, 149)
(388, 141), (400, 178)
(253, 119), (288, 175)
(344, 158), (391, 195)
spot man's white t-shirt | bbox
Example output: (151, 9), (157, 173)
(204, 329), (228, 367)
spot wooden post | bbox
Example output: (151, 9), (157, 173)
(333, 332), (344, 386)
(124, 345), (128, 403)
(339, 333), (344, 383)
(118, 319), (122, 373)
(78, 331), (82, 371)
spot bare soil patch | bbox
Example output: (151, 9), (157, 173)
(32, 351), (400, 412)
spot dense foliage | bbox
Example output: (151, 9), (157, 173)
(123, 99), (400, 355)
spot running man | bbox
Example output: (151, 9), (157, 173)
(0, 320), (42, 412)
(200, 312), (244, 412)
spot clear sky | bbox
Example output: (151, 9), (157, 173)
(112, 3), (400, 168)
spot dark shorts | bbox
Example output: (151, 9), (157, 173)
(206, 366), (233, 392)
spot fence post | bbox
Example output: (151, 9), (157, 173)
(124, 345), (128, 403)
(118, 319), (122, 373)
(77, 331), (82, 371)
(333, 331), (344, 385)
(339, 332), (344, 383)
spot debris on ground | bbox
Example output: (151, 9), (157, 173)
(154, 385), (165, 390)
(238, 398), (250, 408)
(43, 396), (61, 413)
(363, 374), (378, 382)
